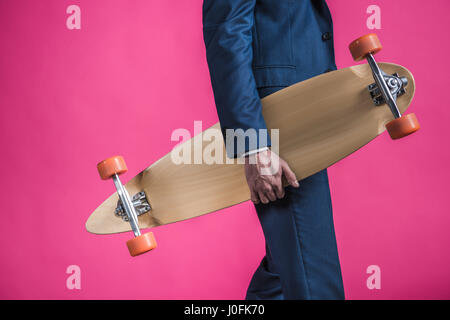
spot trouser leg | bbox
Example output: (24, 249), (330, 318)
(246, 169), (345, 300)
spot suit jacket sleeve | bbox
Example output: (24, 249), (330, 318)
(202, 0), (270, 158)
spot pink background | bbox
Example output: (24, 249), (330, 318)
(0, 0), (449, 299)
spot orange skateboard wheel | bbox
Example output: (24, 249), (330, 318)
(349, 33), (382, 61)
(97, 155), (128, 180)
(127, 232), (157, 257)
(386, 113), (420, 139)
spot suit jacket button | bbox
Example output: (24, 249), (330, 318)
(322, 32), (332, 41)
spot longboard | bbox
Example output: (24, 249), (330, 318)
(87, 34), (420, 256)
(87, 62), (415, 235)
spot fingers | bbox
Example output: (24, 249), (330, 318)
(273, 182), (285, 199)
(257, 182), (279, 204)
(257, 188), (282, 204)
(266, 189), (277, 202)
(281, 162), (299, 188)
(258, 191), (269, 204)
(250, 188), (260, 204)
(247, 154), (298, 207)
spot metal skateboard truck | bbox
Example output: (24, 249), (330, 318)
(97, 156), (157, 256)
(349, 33), (420, 139)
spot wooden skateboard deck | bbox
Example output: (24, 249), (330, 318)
(86, 62), (415, 235)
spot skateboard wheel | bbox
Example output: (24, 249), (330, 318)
(349, 33), (382, 61)
(127, 232), (157, 257)
(97, 155), (128, 180)
(386, 113), (420, 139)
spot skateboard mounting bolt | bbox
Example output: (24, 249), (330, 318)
(368, 72), (408, 106)
(115, 191), (151, 222)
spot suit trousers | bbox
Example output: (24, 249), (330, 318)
(245, 169), (345, 300)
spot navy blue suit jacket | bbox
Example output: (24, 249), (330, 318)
(203, 0), (337, 157)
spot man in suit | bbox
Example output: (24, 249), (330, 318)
(202, 0), (345, 299)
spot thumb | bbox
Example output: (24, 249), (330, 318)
(281, 162), (299, 188)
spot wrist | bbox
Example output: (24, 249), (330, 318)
(242, 147), (269, 158)
(245, 148), (271, 165)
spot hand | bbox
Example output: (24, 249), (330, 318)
(244, 149), (299, 204)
